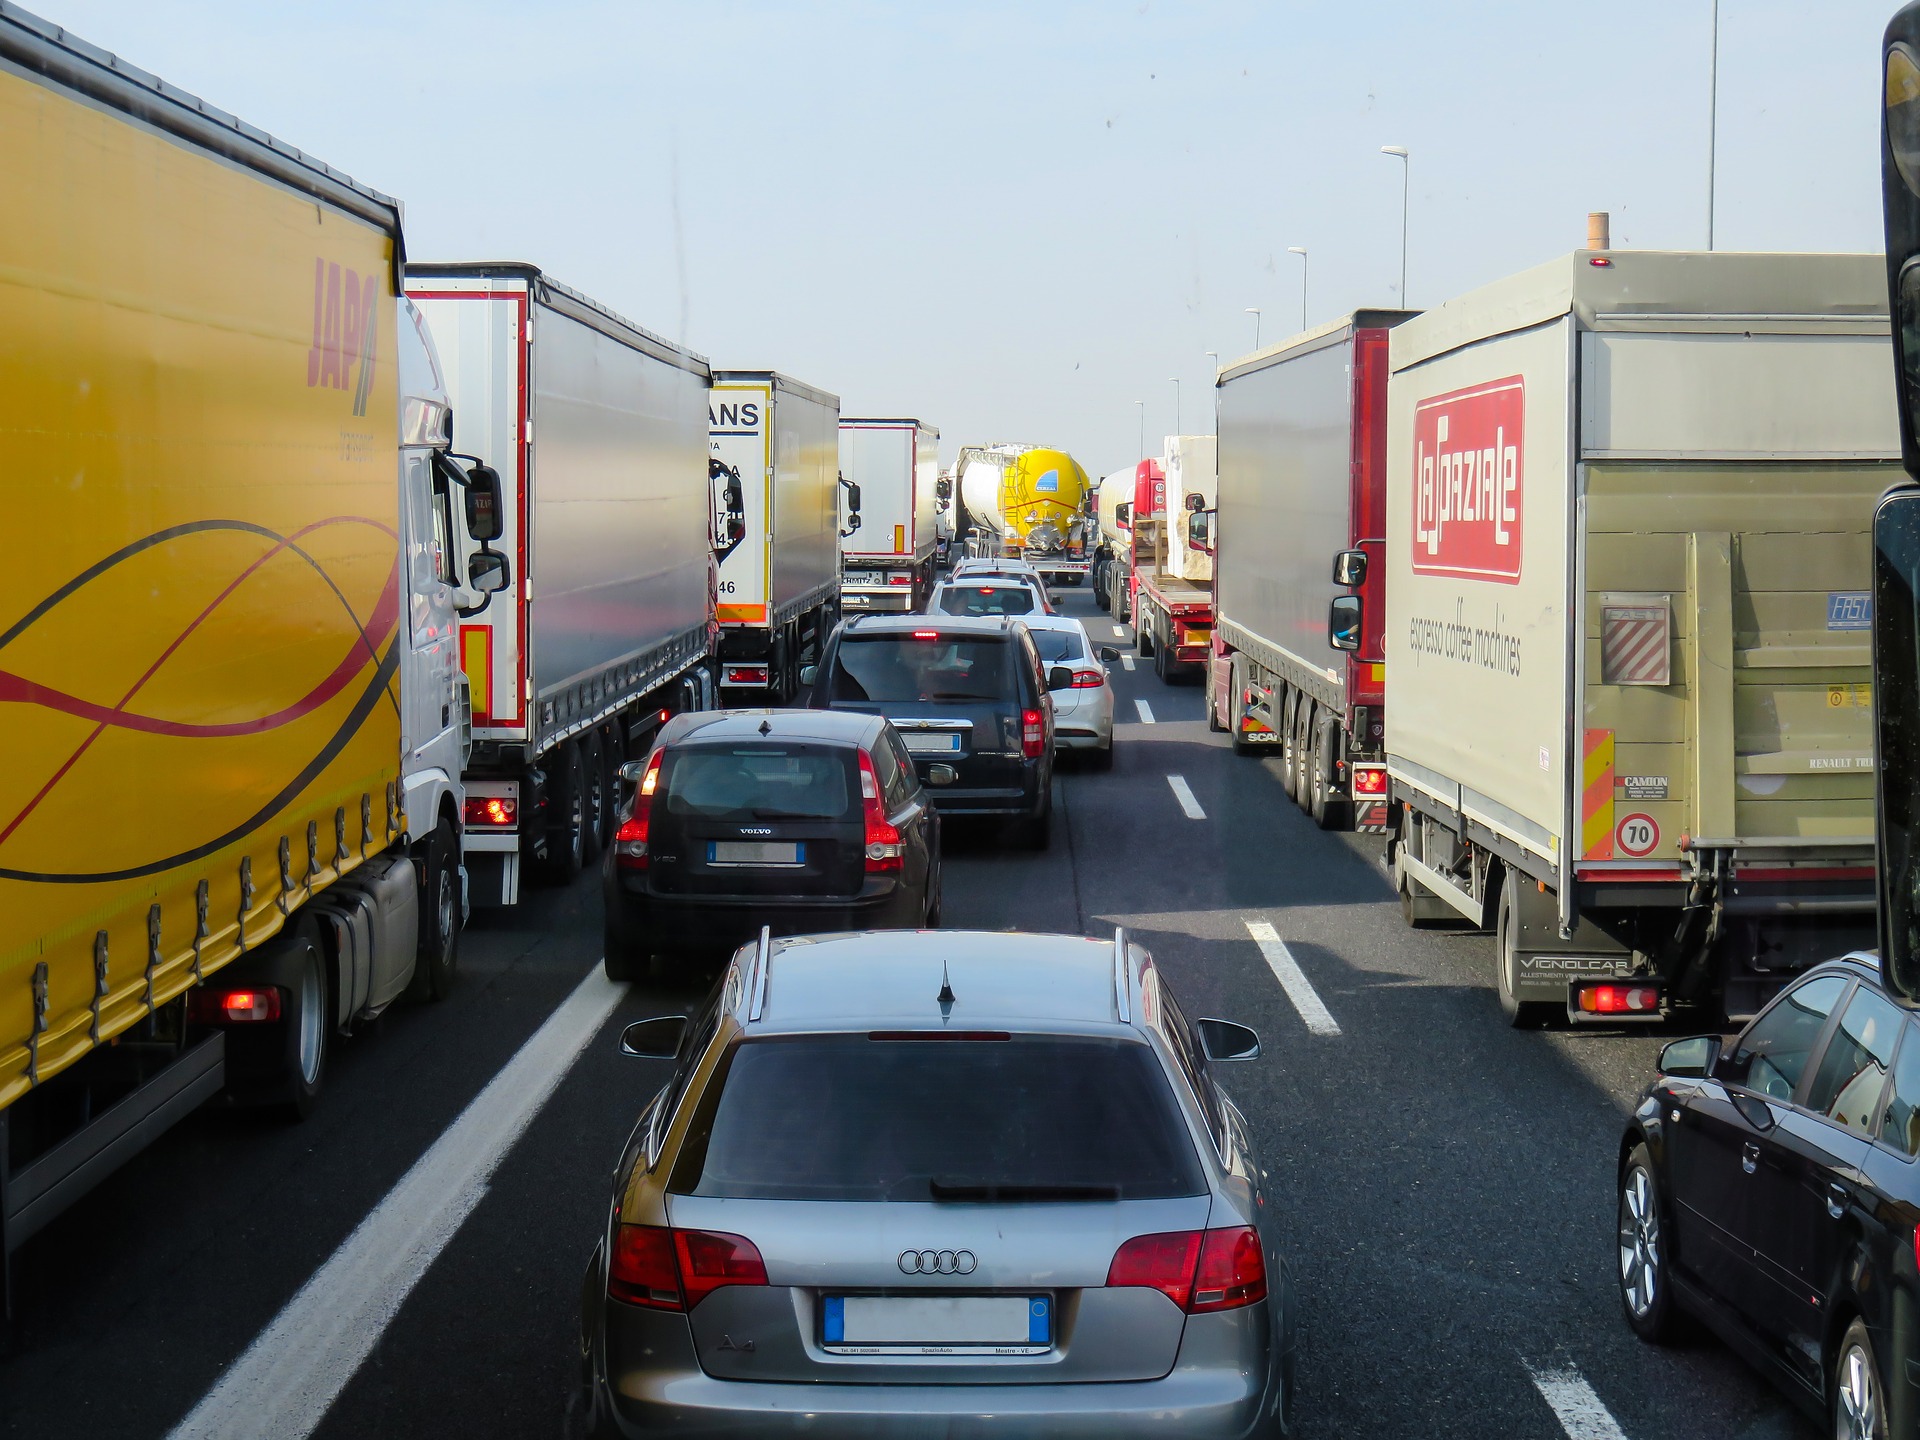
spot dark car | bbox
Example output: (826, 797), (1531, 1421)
(600, 710), (940, 978)
(1617, 953), (1920, 1436)
(802, 615), (1067, 848)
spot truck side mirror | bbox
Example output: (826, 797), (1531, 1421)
(843, 480), (862, 512)
(464, 464), (504, 543)
(1332, 549), (1367, 587)
(935, 477), (952, 501)
(1328, 594), (1362, 651)
(468, 550), (510, 595)
(1186, 509), (1214, 553)
(1115, 502), (1132, 528)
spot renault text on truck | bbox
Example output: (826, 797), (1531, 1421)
(406, 264), (718, 905)
(1210, 312), (1416, 831)
(1131, 435), (1217, 683)
(838, 417), (940, 613)
(0, 7), (496, 1304)
(1383, 250), (1896, 1026)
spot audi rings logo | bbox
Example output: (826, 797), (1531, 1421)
(898, 1249), (976, 1275)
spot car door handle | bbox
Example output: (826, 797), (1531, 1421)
(1741, 1142), (1759, 1175)
(1827, 1182), (1850, 1220)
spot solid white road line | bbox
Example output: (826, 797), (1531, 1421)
(1167, 774), (1206, 819)
(1135, 698), (1156, 724)
(168, 968), (626, 1440)
(1243, 919), (1341, 1036)
(1525, 1362), (1631, 1440)
(1120, 653), (1136, 671)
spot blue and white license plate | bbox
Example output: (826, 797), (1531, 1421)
(821, 1294), (1051, 1355)
(901, 732), (962, 753)
(708, 841), (802, 866)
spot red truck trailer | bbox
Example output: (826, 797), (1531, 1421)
(1130, 438), (1216, 682)
(1205, 311), (1417, 829)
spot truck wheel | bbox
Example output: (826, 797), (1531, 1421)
(1496, 880), (1555, 1027)
(1229, 659), (1261, 755)
(542, 739), (589, 883)
(1309, 715), (1341, 830)
(1137, 616), (1155, 658)
(1292, 702), (1316, 814)
(1153, 637), (1172, 682)
(1277, 690), (1300, 799)
(407, 817), (461, 1001)
(1205, 661), (1225, 731)
(578, 730), (606, 865)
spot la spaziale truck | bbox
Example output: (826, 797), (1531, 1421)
(406, 264), (719, 905)
(1, 7), (500, 1292)
(1131, 435), (1217, 681)
(952, 443), (1095, 581)
(1383, 250), (1897, 1025)
(838, 418), (940, 613)
(708, 372), (842, 700)
(1209, 312), (1417, 831)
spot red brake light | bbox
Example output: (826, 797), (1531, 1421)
(673, 1229), (768, 1308)
(1191, 1226), (1267, 1312)
(1106, 1230), (1202, 1309)
(859, 751), (903, 872)
(912, 630), (940, 640)
(613, 752), (662, 870)
(187, 986), (283, 1024)
(1577, 984), (1660, 1015)
(1070, 668), (1104, 688)
(463, 795), (517, 828)
(1352, 765), (1387, 798)
(609, 1224), (767, 1310)
(1021, 708), (1045, 758)
(888, 574), (913, 585)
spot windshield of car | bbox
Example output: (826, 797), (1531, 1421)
(829, 633), (1013, 703)
(935, 584), (1036, 616)
(672, 1035), (1205, 1201)
(1029, 628), (1084, 663)
(659, 745), (853, 820)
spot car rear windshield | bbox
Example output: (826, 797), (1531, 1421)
(1029, 629), (1084, 663)
(936, 585), (1035, 616)
(830, 634), (1013, 704)
(660, 745), (852, 820)
(671, 1035), (1205, 1201)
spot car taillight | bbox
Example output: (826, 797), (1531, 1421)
(859, 752), (903, 872)
(1577, 984), (1661, 1015)
(1352, 765), (1387, 798)
(463, 794), (517, 828)
(609, 1223), (766, 1310)
(1021, 708), (1045, 758)
(1070, 668), (1105, 688)
(186, 986), (283, 1024)
(613, 752), (662, 870)
(1106, 1227), (1265, 1313)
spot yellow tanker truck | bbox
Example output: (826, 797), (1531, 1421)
(946, 443), (1095, 583)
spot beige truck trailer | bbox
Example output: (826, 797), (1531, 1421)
(1383, 250), (1900, 1024)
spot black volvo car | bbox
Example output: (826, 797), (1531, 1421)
(1617, 952), (1920, 1438)
(600, 711), (941, 978)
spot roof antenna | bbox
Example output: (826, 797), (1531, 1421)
(937, 955), (956, 1021)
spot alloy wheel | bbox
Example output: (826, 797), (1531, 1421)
(1618, 1166), (1659, 1319)
(1836, 1340), (1883, 1440)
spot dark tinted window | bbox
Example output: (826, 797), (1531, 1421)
(673, 1036), (1205, 1201)
(1880, 1023), (1920, 1156)
(661, 746), (851, 820)
(830, 634), (1012, 703)
(1805, 985), (1904, 1137)
(1727, 974), (1849, 1101)
(883, 731), (919, 802)
(1029, 628), (1085, 663)
(1152, 978), (1225, 1155)
(936, 585), (1035, 616)
(1878, 491), (1920, 1001)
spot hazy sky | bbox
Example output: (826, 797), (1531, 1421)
(42, 0), (1892, 476)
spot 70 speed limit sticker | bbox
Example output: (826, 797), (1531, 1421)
(1616, 813), (1660, 858)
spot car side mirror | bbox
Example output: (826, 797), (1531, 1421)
(1098, 645), (1121, 661)
(468, 550), (510, 594)
(926, 763), (958, 785)
(619, 1016), (687, 1057)
(1332, 549), (1367, 587)
(464, 463), (505, 543)
(1197, 1018), (1261, 1062)
(1658, 1034), (1722, 1079)
(799, 663), (818, 686)
(1328, 594), (1362, 651)
(1047, 665), (1074, 691)
(618, 759), (650, 783)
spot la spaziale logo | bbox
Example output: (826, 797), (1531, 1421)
(1412, 376), (1524, 584)
(307, 258), (379, 418)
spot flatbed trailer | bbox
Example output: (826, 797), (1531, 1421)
(1132, 437), (1216, 682)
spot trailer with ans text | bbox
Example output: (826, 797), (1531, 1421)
(710, 372), (842, 699)
(838, 418), (940, 613)
(1131, 436), (1217, 682)
(406, 264), (718, 905)
(1384, 251), (1897, 1024)
(1, 8), (493, 1302)
(1209, 311), (1417, 830)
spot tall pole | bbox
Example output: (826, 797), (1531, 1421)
(1135, 400), (1145, 461)
(1381, 147), (1410, 303)
(1169, 378), (1181, 436)
(1288, 247), (1308, 332)
(1707, 0), (1719, 250)
(1245, 308), (1261, 349)
(1205, 353), (1219, 434)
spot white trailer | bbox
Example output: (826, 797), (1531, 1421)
(838, 417), (940, 613)
(406, 264), (716, 906)
(1384, 250), (1900, 1023)
(710, 372), (842, 699)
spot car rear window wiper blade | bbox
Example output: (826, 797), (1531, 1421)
(928, 691), (994, 701)
(928, 1179), (1123, 1202)
(750, 808), (834, 820)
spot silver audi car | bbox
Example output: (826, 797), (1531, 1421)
(577, 929), (1297, 1438)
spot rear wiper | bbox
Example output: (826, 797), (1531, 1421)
(928, 692), (993, 701)
(928, 1179), (1122, 1202)
(750, 809), (830, 819)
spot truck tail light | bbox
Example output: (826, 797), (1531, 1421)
(1352, 765), (1387, 798)
(608, 1223), (767, 1311)
(859, 752), (903, 871)
(1021, 708), (1045, 758)
(463, 795), (518, 828)
(888, 574), (913, 586)
(613, 753), (662, 870)
(722, 663), (769, 686)
(1576, 983), (1661, 1015)
(1106, 1226), (1266, 1313)
(186, 986), (283, 1024)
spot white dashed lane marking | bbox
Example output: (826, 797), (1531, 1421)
(1244, 919), (1341, 1036)
(1525, 1361), (1631, 1440)
(1167, 775), (1206, 819)
(1120, 653), (1135, 671)
(1135, 698), (1155, 724)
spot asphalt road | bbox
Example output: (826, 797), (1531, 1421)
(0, 584), (1810, 1439)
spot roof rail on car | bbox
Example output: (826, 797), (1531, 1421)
(747, 925), (773, 1023)
(1113, 926), (1132, 1024)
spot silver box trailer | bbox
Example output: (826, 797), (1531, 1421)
(710, 371), (841, 699)
(406, 263), (715, 905)
(1383, 250), (1901, 1022)
(838, 418), (940, 613)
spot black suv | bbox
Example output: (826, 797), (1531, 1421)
(600, 710), (940, 977)
(803, 615), (1066, 848)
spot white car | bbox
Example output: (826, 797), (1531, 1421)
(927, 576), (1056, 618)
(1021, 613), (1117, 768)
(953, 556), (1041, 578)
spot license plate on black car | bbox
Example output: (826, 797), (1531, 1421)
(902, 732), (962, 753)
(708, 841), (802, 866)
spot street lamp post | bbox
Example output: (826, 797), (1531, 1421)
(1287, 246), (1308, 333)
(1245, 307), (1261, 349)
(1707, 0), (1720, 250)
(1205, 353), (1219, 434)
(1169, 377), (1181, 436)
(1135, 399), (1145, 461)
(1381, 146), (1410, 303)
